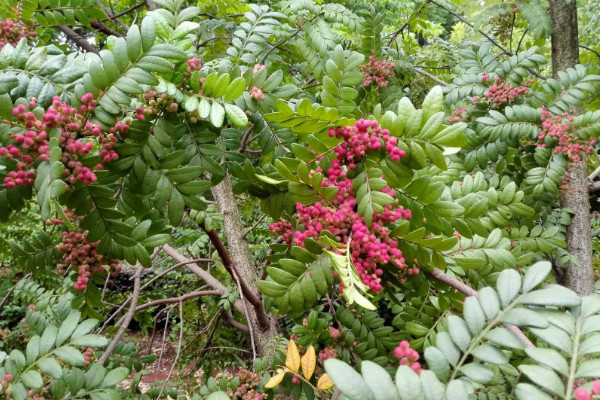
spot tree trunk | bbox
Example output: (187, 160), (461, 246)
(549, 0), (595, 296)
(211, 174), (280, 355)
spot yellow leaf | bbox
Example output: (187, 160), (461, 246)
(301, 346), (316, 379)
(317, 373), (334, 390)
(264, 369), (285, 389)
(285, 339), (301, 373)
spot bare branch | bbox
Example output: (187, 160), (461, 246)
(98, 267), (143, 365)
(414, 67), (449, 87)
(387, 0), (430, 47)
(243, 214), (267, 238)
(135, 290), (221, 311)
(57, 25), (98, 54)
(430, 268), (534, 348)
(580, 45), (600, 61)
(90, 20), (122, 37)
(158, 301), (184, 399)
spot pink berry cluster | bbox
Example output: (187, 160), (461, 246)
(329, 119), (406, 167)
(446, 107), (469, 124)
(482, 76), (530, 108)
(575, 381), (600, 400)
(360, 53), (395, 88)
(393, 340), (422, 374)
(318, 346), (337, 363)
(217, 369), (273, 400)
(83, 347), (94, 365)
(0, 19), (36, 50)
(185, 57), (202, 74)
(250, 86), (265, 100)
(270, 119), (413, 292)
(538, 107), (596, 163)
(141, 90), (178, 115)
(1, 94), (121, 189)
(0, 373), (13, 388)
(253, 64), (266, 74)
(56, 230), (120, 291)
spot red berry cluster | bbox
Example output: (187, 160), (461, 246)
(0, 19), (36, 51)
(250, 86), (265, 100)
(1, 94), (124, 190)
(482, 76), (530, 108)
(575, 381), (600, 400)
(270, 119), (413, 292)
(56, 231), (120, 291)
(538, 107), (596, 163)
(393, 340), (422, 374)
(360, 53), (395, 88)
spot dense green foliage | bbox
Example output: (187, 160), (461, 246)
(1, 0), (600, 399)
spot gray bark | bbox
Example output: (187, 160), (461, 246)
(549, 0), (595, 295)
(211, 174), (280, 355)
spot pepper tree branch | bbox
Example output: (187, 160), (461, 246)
(161, 244), (246, 314)
(429, 268), (534, 348)
(90, 20), (122, 37)
(57, 25), (99, 54)
(199, 222), (270, 330)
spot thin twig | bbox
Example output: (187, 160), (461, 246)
(158, 301), (184, 399)
(580, 45), (600, 61)
(260, 19), (313, 63)
(414, 67), (448, 87)
(243, 214), (267, 238)
(135, 290), (221, 311)
(515, 29), (528, 54)
(0, 274), (32, 310)
(230, 267), (257, 360)
(99, 0), (145, 25)
(96, 0), (129, 30)
(98, 267), (143, 365)
(197, 36), (229, 48)
(429, 268), (534, 348)
(414, 65), (452, 70)
(198, 346), (253, 353)
(154, 305), (175, 380)
(509, 13), (516, 54)
(592, 228), (600, 238)
(98, 258), (214, 332)
(387, 0), (430, 47)
(147, 305), (172, 355)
